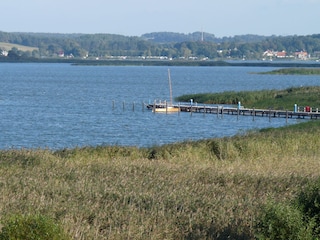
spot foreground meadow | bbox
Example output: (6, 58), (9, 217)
(0, 121), (320, 239)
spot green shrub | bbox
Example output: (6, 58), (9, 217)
(296, 179), (320, 237)
(255, 201), (314, 240)
(0, 214), (70, 240)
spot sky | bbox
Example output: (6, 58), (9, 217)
(1, 0), (319, 37)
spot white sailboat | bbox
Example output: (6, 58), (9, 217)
(153, 69), (180, 113)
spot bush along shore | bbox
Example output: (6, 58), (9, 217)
(0, 120), (320, 239)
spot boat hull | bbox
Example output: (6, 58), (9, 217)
(153, 106), (180, 113)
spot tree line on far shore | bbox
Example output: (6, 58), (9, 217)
(1, 31), (320, 60)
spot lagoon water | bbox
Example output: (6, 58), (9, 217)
(1, 63), (318, 149)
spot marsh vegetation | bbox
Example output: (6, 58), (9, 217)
(0, 120), (320, 239)
(258, 68), (320, 75)
(176, 86), (320, 110)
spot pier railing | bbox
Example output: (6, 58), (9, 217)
(145, 102), (320, 120)
(112, 100), (320, 120)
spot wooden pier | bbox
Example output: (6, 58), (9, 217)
(146, 103), (320, 120)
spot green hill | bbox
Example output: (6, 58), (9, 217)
(0, 42), (38, 52)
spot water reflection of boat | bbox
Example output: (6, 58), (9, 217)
(152, 69), (180, 113)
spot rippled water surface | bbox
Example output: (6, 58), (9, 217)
(1, 63), (318, 149)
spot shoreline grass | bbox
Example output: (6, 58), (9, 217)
(0, 121), (320, 239)
(257, 67), (320, 75)
(176, 86), (320, 110)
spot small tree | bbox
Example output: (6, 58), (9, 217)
(7, 47), (20, 59)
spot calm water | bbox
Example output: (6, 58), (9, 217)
(1, 63), (318, 149)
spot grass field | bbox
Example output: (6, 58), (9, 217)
(0, 42), (38, 52)
(0, 120), (319, 239)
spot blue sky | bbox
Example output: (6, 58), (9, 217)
(1, 0), (319, 37)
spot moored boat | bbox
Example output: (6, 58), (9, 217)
(151, 69), (180, 113)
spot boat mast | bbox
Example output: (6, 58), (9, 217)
(168, 69), (173, 106)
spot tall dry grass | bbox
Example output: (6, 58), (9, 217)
(0, 121), (319, 239)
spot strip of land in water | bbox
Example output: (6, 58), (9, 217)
(257, 67), (320, 75)
(2, 57), (320, 68)
(176, 86), (320, 110)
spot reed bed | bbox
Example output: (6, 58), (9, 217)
(176, 86), (320, 110)
(0, 121), (319, 239)
(258, 68), (320, 75)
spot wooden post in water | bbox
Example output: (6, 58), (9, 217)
(112, 100), (115, 110)
(123, 101), (125, 111)
(132, 102), (135, 112)
(269, 108), (271, 122)
(142, 102), (144, 112)
(252, 108), (255, 121)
